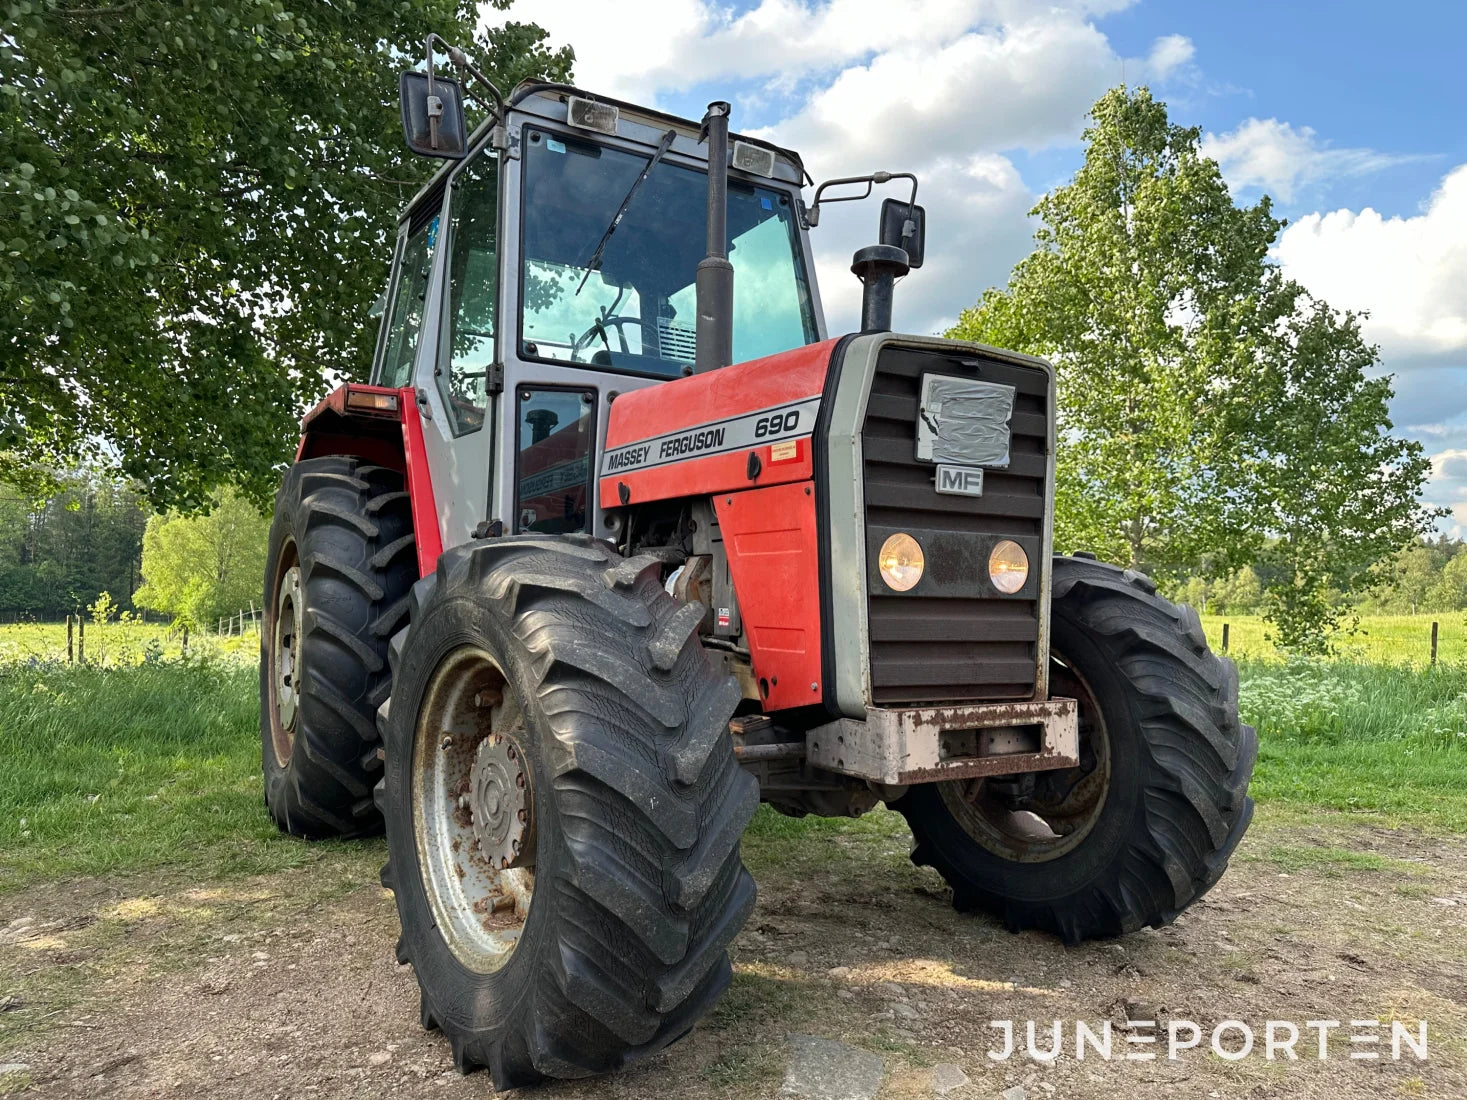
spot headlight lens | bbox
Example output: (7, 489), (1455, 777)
(988, 539), (1029, 593)
(878, 533), (925, 592)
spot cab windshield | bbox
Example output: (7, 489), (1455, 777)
(520, 128), (818, 377)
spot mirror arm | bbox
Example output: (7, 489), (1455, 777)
(425, 33), (504, 124)
(806, 170), (920, 229)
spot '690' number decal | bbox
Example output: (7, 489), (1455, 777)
(755, 410), (800, 437)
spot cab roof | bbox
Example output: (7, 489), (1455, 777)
(399, 78), (808, 228)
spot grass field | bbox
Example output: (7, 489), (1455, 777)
(1201, 612), (1465, 664)
(1, 629), (1465, 892)
(0, 618), (256, 667)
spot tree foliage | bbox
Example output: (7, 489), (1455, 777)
(1356, 538), (1467, 615)
(133, 489), (268, 626)
(951, 87), (1434, 651)
(1, 0), (571, 510)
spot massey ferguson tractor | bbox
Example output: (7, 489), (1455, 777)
(260, 38), (1257, 1088)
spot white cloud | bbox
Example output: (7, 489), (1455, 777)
(483, 0), (1141, 106)
(483, 0), (1205, 333)
(1200, 117), (1421, 203)
(810, 152), (1036, 335)
(1145, 33), (1195, 80)
(1276, 164), (1467, 360)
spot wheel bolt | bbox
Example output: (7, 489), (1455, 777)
(441, 735), (452, 750)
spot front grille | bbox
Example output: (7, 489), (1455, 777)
(861, 346), (1049, 705)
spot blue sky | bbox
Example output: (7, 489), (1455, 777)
(486, 0), (1467, 530)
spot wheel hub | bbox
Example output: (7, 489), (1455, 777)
(413, 648), (537, 973)
(938, 654), (1111, 863)
(469, 733), (534, 870)
(271, 559), (303, 764)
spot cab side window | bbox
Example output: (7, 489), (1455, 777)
(440, 153), (499, 434)
(377, 216), (438, 389)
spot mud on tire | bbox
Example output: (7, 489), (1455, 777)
(895, 554), (1257, 943)
(375, 534), (757, 1088)
(260, 456), (416, 838)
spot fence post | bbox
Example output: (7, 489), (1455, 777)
(1221, 622), (1230, 653)
(66, 614), (74, 663)
(77, 616), (85, 664)
(249, 600), (257, 635)
(181, 625), (189, 657)
(218, 616), (224, 635)
(1431, 621), (1439, 666)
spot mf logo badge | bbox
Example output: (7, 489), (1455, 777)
(936, 464), (985, 497)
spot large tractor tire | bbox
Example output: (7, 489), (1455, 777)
(260, 456), (416, 838)
(375, 534), (757, 1088)
(895, 554), (1256, 944)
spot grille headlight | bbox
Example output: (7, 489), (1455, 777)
(878, 533), (924, 592)
(988, 540), (1029, 593)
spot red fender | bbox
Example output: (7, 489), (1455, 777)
(295, 383), (442, 577)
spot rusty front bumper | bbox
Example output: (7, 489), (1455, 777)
(804, 698), (1079, 785)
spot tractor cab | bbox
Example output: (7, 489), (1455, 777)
(367, 77), (826, 549)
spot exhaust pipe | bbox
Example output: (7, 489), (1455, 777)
(851, 244), (910, 334)
(695, 101), (734, 374)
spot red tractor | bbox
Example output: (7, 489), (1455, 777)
(260, 39), (1256, 1089)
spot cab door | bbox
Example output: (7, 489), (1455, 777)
(414, 148), (501, 551)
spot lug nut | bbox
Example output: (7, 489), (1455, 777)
(441, 735), (453, 750)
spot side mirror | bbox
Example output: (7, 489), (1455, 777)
(399, 71), (467, 159)
(879, 198), (925, 269)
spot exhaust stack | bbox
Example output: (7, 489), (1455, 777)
(695, 101), (734, 374)
(851, 244), (910, 334)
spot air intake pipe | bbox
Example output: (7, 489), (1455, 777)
(694, 101), (734, 373)
(851, 244), (910, 333)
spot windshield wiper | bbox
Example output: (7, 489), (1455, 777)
(576, 128), (678, 295)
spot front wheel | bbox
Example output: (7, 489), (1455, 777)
(895, 555), (1256, 943)
(376, 535), (756, 1087)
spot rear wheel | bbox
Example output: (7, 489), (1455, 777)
(260, 456), (416, 838)
(895, 555), (1256, 943)
(376, 534), (756, 1088)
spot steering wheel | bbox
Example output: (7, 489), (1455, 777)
(572, 315), (641, 358)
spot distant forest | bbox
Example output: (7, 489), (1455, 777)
(1171, 536), (1467, 617)
(0, 473), (149, 619)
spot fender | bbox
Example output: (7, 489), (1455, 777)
(296, 383), (443, 577)
(600, 340), (845, 712)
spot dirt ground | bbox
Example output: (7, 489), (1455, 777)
(2, 809), (1464, 1099)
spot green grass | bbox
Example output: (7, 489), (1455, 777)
(0, 658), (360, 891)
(1, 642), (1464, 895)
(1239, 658), (1467, 830)
(1201, 613), (1466, 666)
(1243, 844), (1401, 875)
(0, 619), (256, 667)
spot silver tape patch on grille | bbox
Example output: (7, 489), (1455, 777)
(916, 374), (1015, 468)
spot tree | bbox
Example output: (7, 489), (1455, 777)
(2, 2), (572, 510)
(133, 489), (270, 626)
(951, 86), (1434, 651)
(1213, 567), (1263, 615)
(0, 471), (149, 617)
